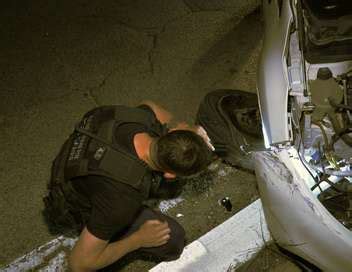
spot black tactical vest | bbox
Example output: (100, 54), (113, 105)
(67, 105), (167, 197)
(43, 105), (168, 235)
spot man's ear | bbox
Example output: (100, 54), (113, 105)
(163, 172), (176, 179)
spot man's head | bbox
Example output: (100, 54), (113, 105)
(149, 130), (213, 178)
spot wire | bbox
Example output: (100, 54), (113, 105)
(296, 128), (322, 192)
(299, 117), (352, 177)
(312, 121), (329, 149)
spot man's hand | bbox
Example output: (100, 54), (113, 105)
(195, 125), (215, 151)
(69, 220), (170, 271)
(134, 220), (171, 248)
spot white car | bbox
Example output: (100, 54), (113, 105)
(196, 1), (352, 270)
(255, 0), (352, 271)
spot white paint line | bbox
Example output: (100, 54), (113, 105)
(150, 199), (272, 272)
(158, 196), (184, 213)
(38, 251), (66, 272)
(2, 236), (77, 272)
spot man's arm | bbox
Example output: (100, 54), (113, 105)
(139, 100), (214, 150)
(69, 220), (171, 272)
(139, 101), (193, 130)
(139, 100), (172, 125)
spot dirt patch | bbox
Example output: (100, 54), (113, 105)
(233, 244), (301, 272)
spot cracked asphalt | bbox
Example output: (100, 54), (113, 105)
(0, 0), (296, 270)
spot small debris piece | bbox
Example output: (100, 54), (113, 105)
(219, 197), (233, 212)
(176, 213), (184, 218)
(218, 169), (227, 177)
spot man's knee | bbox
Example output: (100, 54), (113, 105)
(140, 216), (186, 261)
(163, 222), (185, 260)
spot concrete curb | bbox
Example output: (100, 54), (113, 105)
(150, 199), (271, 272)
(3, 200), (271, 271)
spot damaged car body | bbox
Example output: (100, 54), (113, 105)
(196, 0), (352, 270)
(255, 0), (352, 271)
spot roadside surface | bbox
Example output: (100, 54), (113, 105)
(235, 246), (301, 272)
(0, 1), (298, 271)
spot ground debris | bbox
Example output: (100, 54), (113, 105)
(233, 244), (300, 272)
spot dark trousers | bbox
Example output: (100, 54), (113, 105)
(119, 207), (186, 261)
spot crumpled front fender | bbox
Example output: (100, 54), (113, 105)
(254, 148), (352, 272)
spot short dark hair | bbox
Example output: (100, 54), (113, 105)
(156, 130), (213, 176)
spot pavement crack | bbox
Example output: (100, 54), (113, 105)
(114, 18), (159, 34)
(182, 0), (201, 12)
(147, 34), (158, 75)
(182, 1), (231, 13)
(155, 11), (191, 40)
(86, 70), (115, 106)
(85, 89), (100, 106)
(97, 70), (114, 90)
(156, 8), (227, 39)
(72, 16), (160, 34)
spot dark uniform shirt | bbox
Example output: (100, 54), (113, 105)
(71, 105), (157, 241)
